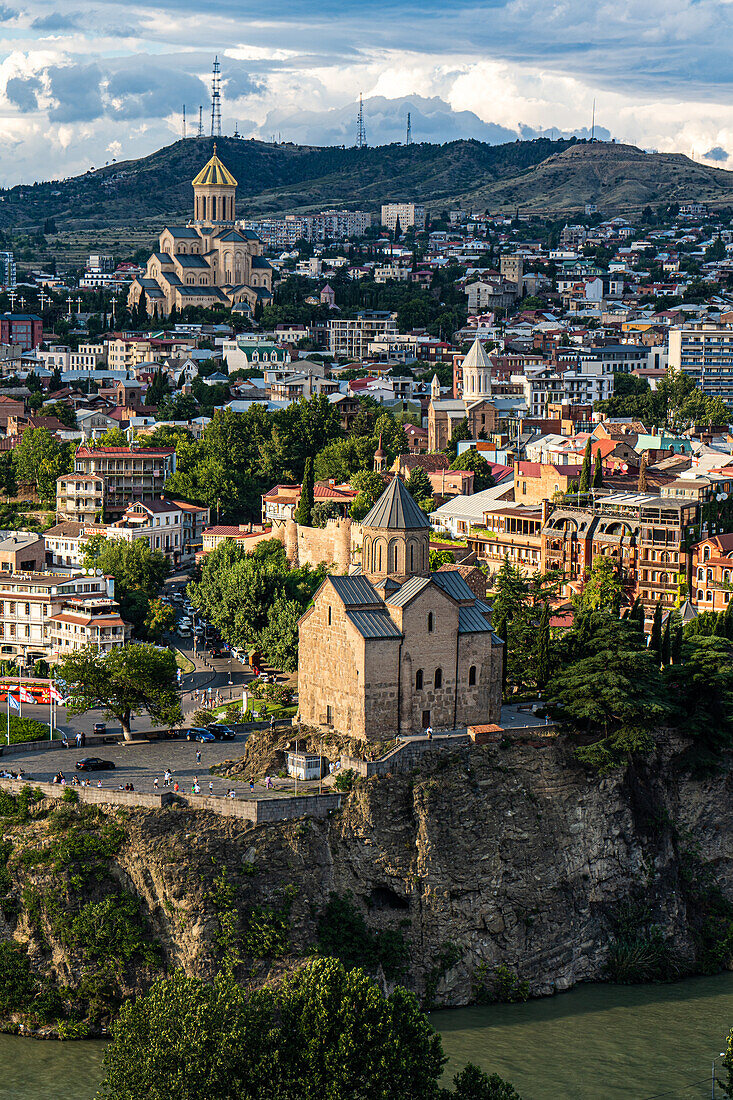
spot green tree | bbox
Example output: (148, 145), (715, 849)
(405, 466), (434, 511)
(350, 470), (386, 521)
(722, 1025), (733, 1099)
(578, 438), (592, 493)
(664, 635), (733, 756)
(295, 456), (315, 526)
(145, 368), (170, 407)
(41, 400), (77, 428)
(450, 449), (495, 493)
(444, 417), (472, 461)
(56, 643), (181, 740)
(143, 597), (176, 643)
(536, 601), (551, 689)
(575, 556), (624, 614)
(97, 958), (463, 1100)
(12, 427), (72, 501)
(548, 613), (673, 767)
(83, 537), (169, 633)
(649, 601), (664, 663)
(449, 1063), (522, 1100)
(592, 447), (603, 489)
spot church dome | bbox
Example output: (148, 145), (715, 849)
(192, 145), (238, 188)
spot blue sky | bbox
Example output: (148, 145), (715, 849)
(1, 0), (733, 185)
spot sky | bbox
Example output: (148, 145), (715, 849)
(2, 0), (733, 186)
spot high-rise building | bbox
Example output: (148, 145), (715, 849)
(381, 203), (426, 232)
(668, 322), (733, 403)
(0, 252), (16, 290)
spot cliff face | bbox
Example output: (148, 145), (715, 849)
(2, 737), (732, 1032)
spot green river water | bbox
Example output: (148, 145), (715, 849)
(0, 974), (730, 1099)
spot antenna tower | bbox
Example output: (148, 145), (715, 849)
(211, 56), (222, 138)
(591, 98), (596, 142)
(233, 121), (240, 139)
(406, 111), (412, 145)
(198, 106), (204, 137)
(356, 92), (367, 148)
(182, 105), (186, 139)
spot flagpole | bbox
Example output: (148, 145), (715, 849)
(6, 690), (9, 747)
(49, 680), (54, 741)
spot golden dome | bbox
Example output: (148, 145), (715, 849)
(191, 144), (238, 188)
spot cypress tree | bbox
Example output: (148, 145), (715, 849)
(649, 601), (663, 661)
(295, 457), (315, 527)
(579, 438), (592, 493)
(661, 617), (671, 666)
(592, 447), (603, 488)
(670, 610), (683, 664)
(536, 601), (551, 689)
(628, 596), (643, 633)
(714, 610), (727, 636)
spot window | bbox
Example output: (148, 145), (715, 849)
(415, 669), (423, 690)
(427, 612), (434, 633)
(326, 704), (333, 725)
(422, 709), (431, 729)
(469, 665), (477, 686)
(328, 606), (332, 625)
(434, 667), (442, 689)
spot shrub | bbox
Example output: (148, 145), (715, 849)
(0, 942), (36, 1014)
(335, 768), (356, 793)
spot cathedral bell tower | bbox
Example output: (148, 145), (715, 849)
(191, 144), (237, 227)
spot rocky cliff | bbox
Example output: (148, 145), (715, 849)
(1, 736), (731, 1033)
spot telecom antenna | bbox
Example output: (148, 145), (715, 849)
(406, 112), (412, 145)
(356, 92), (367, 148)
(591, 98), (596, 142)
(198, 106), (204, 138)
(211, 56), (222, 138)
(233, 121), (240, 139)
(182, 105), (186, 139)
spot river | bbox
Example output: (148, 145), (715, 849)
(0, 974), (730, 1099)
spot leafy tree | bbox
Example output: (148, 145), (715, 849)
(444, 417), (472, 461)
(83, 537), (169, 633)
(295, 456), (315, 526)
(722, 1025), (733, 1099)
(547, 613), (673, 769)
(254, 593), (304, 673)
(143, 597), (176, 643)
(449, 1063), (522, 1100)
(311, 500), (341, 528)
(98, 957), (471, 1100)
(145, 368), (170, 407)
(536, 601), (551, 689)
(314, 436), (376, 482)
(350, 470), (386, 521)
(592, 447), (603, 489)
(664, 636), (733, 756)
(405, 465), (434, 511)
(41, 400), (77, 428)
(95, 428), (130, 448)
(578, 438), (592, 493)
(450, 449), (495, 493)
(13, 427), (73, 501)
(574, 556), (624, 614)
(56, 643), (181, 740)
(649, 601), (663, 663)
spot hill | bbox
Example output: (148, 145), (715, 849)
(3, 136), (733, 232)
(465, 141), (733, 214)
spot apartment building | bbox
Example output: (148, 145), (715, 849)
(0, 533), (46, 573)
(69, 446), (176, 519)
(0, 572), (124, 665)
(0, 314), (42, 350)
(56, 473), (105, 524)
(374, 263), (411, 284)
(44, 521), (87, 568)
(692, 534), (733, 611)
(541, 492), (697, 611)
(466, 505), (544, 574)
(241, 210), (371, 246)
(105, 499), (183, 565)
(328, 312), (398, 359)
(381, 204), (426, 231)
(37, 346), (102, 373)
(0, 252), (16, 290)
(668, 323), (733, 403)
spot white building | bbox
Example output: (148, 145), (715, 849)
(380, 203), (426, 232)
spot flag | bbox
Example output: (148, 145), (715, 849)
(18, 687), (34, 705)
(49, 685), (65, 704)
(7, 694), (19, 711)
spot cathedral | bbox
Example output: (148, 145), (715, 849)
(298, 478), (503, 742)
(128, 145), (273, 318)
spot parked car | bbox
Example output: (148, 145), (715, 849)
(92, 722), (106, 736)
(206, 724), (236, 740)
(185, 728), (215, 743)
(177, 625), (192, 637)
(76, 757), (116, 772)
(208, 644), (227, 658)
(171, 593), (184, 605)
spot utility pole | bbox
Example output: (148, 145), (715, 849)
(211, 56), (221, 138)
(591, 98), (596, 142)
(356, 92), (366, 148)
(182, 104), (186, 139)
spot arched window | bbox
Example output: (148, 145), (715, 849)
(434, 667), (442, 689)
(427, 612), (434, 633)
(410, 543), (414, 571)
(328, 606), (332, 625)
(469, 665), (477, 686)
(707, 569), (714, 583)
(697, 567), (704, 581)
(415, 669), (423, 690)
(707, 590), (713, 601)
(704, 546), (711, 561)
(378, 543), (383, 571)
(698, 590), (703, 601)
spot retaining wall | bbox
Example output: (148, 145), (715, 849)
(0, 776), (173, 810)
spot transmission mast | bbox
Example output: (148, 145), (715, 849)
(182, 105), (187, 139)
(356, 92), (367, 148)
(211, 56), (222, 138)
(406, 111), (412, 145)
(198, 106), (204, 138)
(591, 97), (596, 142)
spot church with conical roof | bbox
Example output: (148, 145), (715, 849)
(128, 144), (273, 318)
(298, 477), (503, 741)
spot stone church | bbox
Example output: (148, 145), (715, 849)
(298, 478), (503, 742)
(128, 145), (273, 318)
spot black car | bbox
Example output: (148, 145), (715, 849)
(75, 757), (116, 772)
(206, 724), (236, 740)
(93, 723), (106, 736)
(185, 727), (215, 743)
(208, 645), (227, 658)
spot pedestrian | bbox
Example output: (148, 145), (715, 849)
(75, 732), (81, 748)
(174, 781), (179, 793)
(249, 778), (254, 794)
(153, 777), (159, 790)
(196, 749), (201, 765)
(97, 779), (102, 788)
(426, 725), (433, 740)
(81, 731), (86, 748)
(209, 781), (213, 794)
(270, 715), (274, 731)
